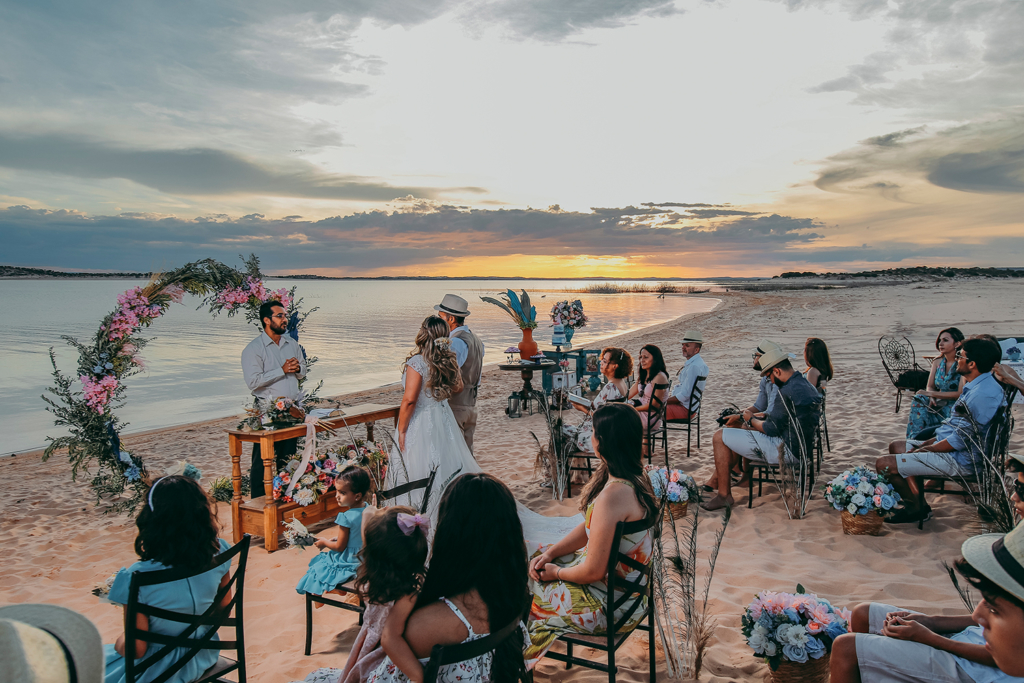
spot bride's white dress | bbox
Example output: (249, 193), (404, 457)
(386, 355), (581, 551)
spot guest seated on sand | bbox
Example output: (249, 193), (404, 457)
(700, 347), (821, 511)
(906, 327), (966, 440)
(563, 347), (632, 452)
(526, 403), (657, 668)
(628, 344), (670, 430)
(340, 505), (429, 683)
(830, 521), (1024, 683)
(722, 340), (783, 430)
(666, 330), (708, 421)
(367, 473), (530, 683)
(103, 475), (234, 683)
(879, 337), (1005, 524)
(803, 337), (834, 394)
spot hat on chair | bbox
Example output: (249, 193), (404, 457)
(961, 522), (1024, 603)
(0, 603), (104, 683)
(681, 329), (703, 343)
(756, 339), (782, 355)
(434, 294), (471, 317)
(758, 347), (790, 375)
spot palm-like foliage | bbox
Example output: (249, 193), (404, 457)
(480, 289), (538, 329)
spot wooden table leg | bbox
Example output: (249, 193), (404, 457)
(261, 434), (279, 551)
(230, 435), (243, 544)
(366, 421), (374, 442)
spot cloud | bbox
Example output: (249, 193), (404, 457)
(814, 115), (1024, 195)
(0, 202), (824, 273)
(462, 0), (682, 40)
(0, 133), (485, 200)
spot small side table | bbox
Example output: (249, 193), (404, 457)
(498, 359), (557, 414)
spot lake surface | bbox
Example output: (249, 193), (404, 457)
(2, 279), (719, 454)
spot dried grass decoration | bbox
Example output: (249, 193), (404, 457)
(43, 254), (320, 514)
(841, 510), (884, 536)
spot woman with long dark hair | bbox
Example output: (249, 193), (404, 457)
(628, 343), (670, 431)
(366, 472), (530, 683)
(905, 326), (966, 439)
(803, 337), (834, 391)
(524, 403), (657, 668)
(563, 347), (633, 453)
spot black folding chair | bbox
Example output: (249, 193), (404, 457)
(642, 383), (670, 467)
(423, 614), (528, 683)
(815, 385), (830, 473)
(878, 336), (927, 412)
(123, 535), (250, 683)
(542, 511), (661, 683)
(566, 396), (629, 497)
(304, 468), (438, 656)
(664, 375), (706, 460)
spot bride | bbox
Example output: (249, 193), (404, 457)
(387, 315), (580, 547)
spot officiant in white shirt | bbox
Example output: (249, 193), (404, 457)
(241, 300), (307, 499)
(667, 329), (709, 421)
(435, 294), (484, 452)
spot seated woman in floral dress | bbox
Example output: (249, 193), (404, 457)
(563, 347), (633, 452)
(525, 403), (658, 669)
(906, 327), (965, 439)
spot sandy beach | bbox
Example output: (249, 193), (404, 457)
(4, 280), (1023, 683)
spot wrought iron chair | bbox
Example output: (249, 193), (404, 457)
(664, 375), (706, 459)
(423, 613), (529, 683)
(123, 535), (251, 683)
(541, 509), (662, 683)
(878, 336), (927, 412)
(304, 468), (438, 656)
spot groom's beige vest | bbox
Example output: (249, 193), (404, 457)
(450, 328), (483, 407)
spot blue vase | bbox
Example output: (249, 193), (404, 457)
(565, 327), (575, 343)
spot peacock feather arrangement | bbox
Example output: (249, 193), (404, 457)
(481, 289), (538, 329)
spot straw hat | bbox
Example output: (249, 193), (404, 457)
(961, 523), (1024, 603)
(434, 294), (471, 317)
(756, 339), (782, 355)
(681, 329), (703, 343)
(0, 604), (103, 683)
(759, 347), (790, 375)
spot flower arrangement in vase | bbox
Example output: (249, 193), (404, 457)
(742, 584), (850, 682)
(481, 289), (539, 358)
(1007, 345), (1021, 361)
(646, 466), (699, 519)
(822, 466), (900, 535)
(549, 299), (588, 342)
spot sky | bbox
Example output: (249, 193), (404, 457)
(1, 0), (1023, 277)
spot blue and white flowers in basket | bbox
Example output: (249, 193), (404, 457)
(645, 466), (699, 505)
(823, 466), (899, 515)
(741, 585), (851, 670)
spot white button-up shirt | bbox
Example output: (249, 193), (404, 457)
(450, 325), (485, 368)
(671, 352), (709, 411)
(241, 331), (307, 401)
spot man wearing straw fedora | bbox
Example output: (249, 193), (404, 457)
(829, 521), (1024, 682)
(0, 603), (105, 683)
(666, 329), (709, 421)
(435, 294), (484, 452)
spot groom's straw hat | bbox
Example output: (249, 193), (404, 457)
(681, 329), (703, 343)
(961, 523), (1024, 603)
(434, 294), (471, 317)
(759, 347), (790, 375)
(0, 603), (104, 683)
(756, 339), (782, 355)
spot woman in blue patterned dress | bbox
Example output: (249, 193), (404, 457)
(906, 327), (966, 439)
(103, 475), (233, 683)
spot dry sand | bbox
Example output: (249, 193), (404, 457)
(3, 279), (1023, 682)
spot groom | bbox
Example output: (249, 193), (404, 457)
(435, 294), (484, 452)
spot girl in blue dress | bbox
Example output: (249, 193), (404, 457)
(297, 466), (372, 596)
(104, 474), (233, 683)
(906, 327), (966, 438)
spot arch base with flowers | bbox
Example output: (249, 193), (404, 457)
(43, 255), (318, 515)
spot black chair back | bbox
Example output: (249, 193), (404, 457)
(687, 376), (706, 417)
(422, 614), (524, 683)
(124, 535), (250, 683)
(604, 511), (660, 636)
(643, 383), (670, 464)
(378, 467), (439, 514)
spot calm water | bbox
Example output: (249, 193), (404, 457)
(2, 279), (719, 454)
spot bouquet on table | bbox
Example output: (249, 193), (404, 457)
(646, 466), (699, 517)
(549, 299), (588, 329)
(238, 392), (325, 431)
(329, 440), (390, 495)
(742, 585), (850, 669)
(273, 450), (346, 506)
(823, 466), (899, 516)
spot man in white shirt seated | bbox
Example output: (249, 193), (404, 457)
(666, 329), (708, 421)
(241, 300), (307, 498)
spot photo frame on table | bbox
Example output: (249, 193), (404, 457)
(582, 349), (601, 375)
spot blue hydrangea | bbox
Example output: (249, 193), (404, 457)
(880, 494), (896, 510)
(273, 476), (283, 488)
(857, 506), (870, 515)
(104, 362), (114, 370)
(125, 465), (141, 482)
(118, 450), (133, 465)
(805, 636), (826, 658)
(93, 365), (105, 373)
(783, 608), (799, 623)
(824, 620), (847, 639)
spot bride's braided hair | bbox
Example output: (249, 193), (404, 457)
(404, 315), (462, 401)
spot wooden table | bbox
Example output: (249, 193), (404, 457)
(229, 402), (399, 551)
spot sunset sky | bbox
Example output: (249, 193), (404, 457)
(2, 0), (1022, 277)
